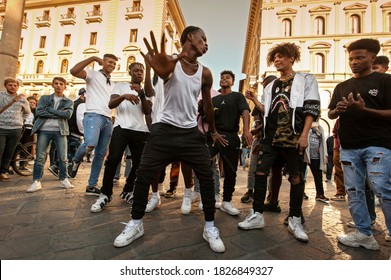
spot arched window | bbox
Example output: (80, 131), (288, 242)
(314, 53), (325, 73)
(315, 16), (325, 35)
(350, 14), (361, 34)
(60, 59), (69, 73)
(127, 56), (136, 71)
(282, 18), (292, 37)
(36, 60), (44, 74)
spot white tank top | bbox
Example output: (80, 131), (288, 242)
(160, 61), (203, 128)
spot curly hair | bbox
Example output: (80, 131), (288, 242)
(220, 70), (235, 82)
(266, 42), (301, 66)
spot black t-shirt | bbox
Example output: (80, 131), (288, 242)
(328, 72), (391, 149)
(212, 91), (250, 133)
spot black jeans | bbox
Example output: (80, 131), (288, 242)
(101, 126), (149, 197)
(307, 158), (325, 196)
(253, 144), (305, 217)
(209, 132), (240, 202)
(0, 128), (23, 174)
(326, 153), (334, 180)
(132, 123), (215, 221)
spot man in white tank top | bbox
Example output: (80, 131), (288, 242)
(113, 27), (228, 253)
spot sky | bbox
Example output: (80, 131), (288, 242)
(178, 0), (251, 91)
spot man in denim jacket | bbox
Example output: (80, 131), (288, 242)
(27, 77), (74, 192)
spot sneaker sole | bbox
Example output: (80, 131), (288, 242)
(288, 227), (309, 243)
(91, 207), (104, 213)
(48, 169), (59, 178)
(220, 207), (240, 216)
(202, 233), (225, 253)
(237, 223), (265, 230)
(113, 231), (144, 248)
(337, 237), (379, 250)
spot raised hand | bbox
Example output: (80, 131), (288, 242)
(140, 31), (184, 80)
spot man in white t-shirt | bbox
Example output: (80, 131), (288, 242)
(90, 62), (151, 212)
(69, 54), (117, 196)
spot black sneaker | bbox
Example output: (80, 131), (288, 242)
(48, 165), (59, 178)
(68, 161), (81, 178)
(85, 185), (101, 196)
(120, 191), (134, 204)
(284, 214), (305, 225)
(165, 188), (177, 198)
(241, 190), (254, 203)
(264, 201), (282, 213)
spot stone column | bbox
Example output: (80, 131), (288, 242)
(0, 0), (26, 90)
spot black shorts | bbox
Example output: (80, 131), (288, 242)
(256, 143), (304, 177)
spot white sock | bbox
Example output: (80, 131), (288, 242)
(133, 219), (142, 225)
(152, 192), (158, 197)
(204, 221), (214, 229)
(185, 188), (192, 196)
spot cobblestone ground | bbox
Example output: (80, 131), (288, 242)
(0, 161), (390, 260)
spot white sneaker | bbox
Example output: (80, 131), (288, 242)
(203, 226), (225, 253)
(238, 209), (265, 230)
(145, 195), (161, 213)
(191, 191), (201, 203)
(60, 178), (74, 189)
(288, 216), (308, 242)
(215, 194), (221, 208)
(337, 230), (379, 250)
(181, 195), (192, 215)
(27, 180), (42, 193)
(220, 201), (240, 216)
(91, 194), (111, 213)
(113, 220), (144, 247)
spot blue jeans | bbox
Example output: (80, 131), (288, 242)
(241, 147), (250, 166)
(341, 147), (391, 236)
(194, 155), (220, 195)
(73, 113), (113, 186)
(33, 131), (67, 180)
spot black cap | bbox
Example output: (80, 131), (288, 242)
(78, 88), (86, 95)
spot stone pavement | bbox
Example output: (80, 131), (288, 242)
(0, 161), (390, 260)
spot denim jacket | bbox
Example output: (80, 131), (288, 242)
(32, 94), (74, 136)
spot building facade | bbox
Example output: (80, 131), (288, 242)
(242, 0), (391, 134)
(0, 0), (185, 99)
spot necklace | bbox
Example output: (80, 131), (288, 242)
(280, 72), (295, 81)
(181, 57), (199, 68)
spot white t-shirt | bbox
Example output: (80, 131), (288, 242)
(112, 82), (149, 132)
(76, 103), (86, 135)
(160, 62), (203, 128)
(84, 69), (114, 118)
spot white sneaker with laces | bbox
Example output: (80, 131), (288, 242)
(181, 195), (192, 215)
(288, 216), (309, 242)
(145, 195), (161, 213)
(113, 220), (144, 247)
(60, 178), (74, 189)
(215, 194), (221, 209)
(91, 194), (111, 213)
(203, 226), (225, 253)
(27, 180), (42, 193)
(238, 209), (265, 230)
(220, 201), (240, 216)
(337, 230), (379, 250)
(191, 191), (201, 203)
